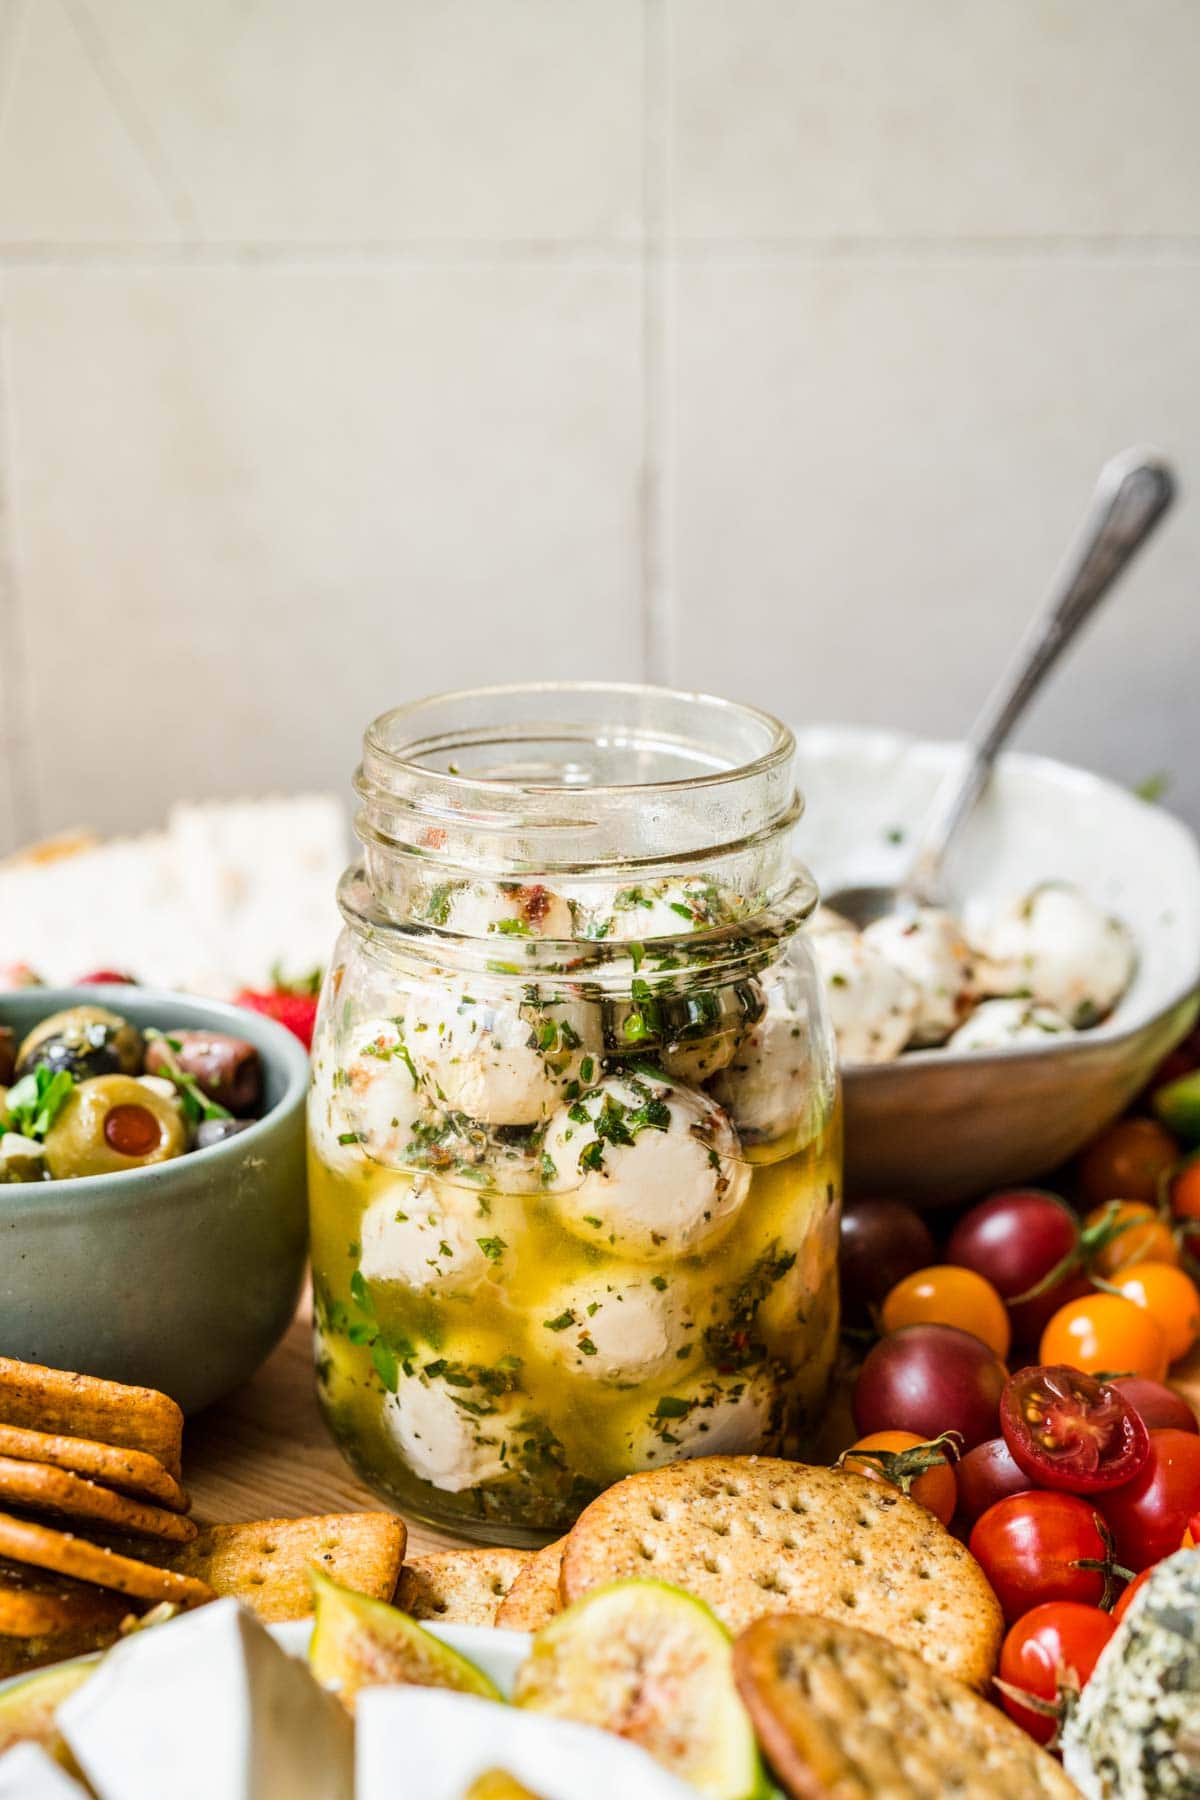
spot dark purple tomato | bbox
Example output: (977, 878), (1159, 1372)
(1111, 1376), (1199, 1436)
(839, 1198), (936, 1326)
(852, 1323), (1008, 1450)
(946, 1189), (1084, 1344)
(956, 1437), (1034, 1529)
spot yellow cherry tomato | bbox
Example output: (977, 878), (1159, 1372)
(1039, 1292), (1169, 1382)
(842, 1430), (958, 1527)
(880, 1265), (1011, 1360)
(1084, 1201), (1180, 1277)
(1110, 1262), (1200, 1365)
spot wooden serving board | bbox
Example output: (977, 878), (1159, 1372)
(186, 1291), (1200, 1551)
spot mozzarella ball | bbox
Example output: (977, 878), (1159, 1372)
(336, 1015), (435, 1166)
(621, 1369), (776, 1471)
(975, 883), (1136, 1026)
(406, 987), (599, 1128)
(440, 879), (575, 941)
(383, 1374), (515, 1493)
(581, 878), (741, 942)
(706, 983), (811, 1144)
(537, 1269), (703, 1384)
(541, 1073), (749, 1261)
(948, 997), (1073, 1052)
(863, 907), (978, 1047)
(807, 905), (856, 936)
(359, 1173), (499, 1295)
(810, 932), (920, 1064)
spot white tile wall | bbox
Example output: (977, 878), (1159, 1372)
(0, 0), (1196, 850)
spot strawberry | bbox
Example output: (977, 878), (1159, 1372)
(76, 969), (137, 985)
(234, 967), (322, 1051)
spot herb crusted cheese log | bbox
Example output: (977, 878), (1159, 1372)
(1062, 1550), (1200, 1799)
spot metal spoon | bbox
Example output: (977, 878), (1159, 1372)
(826, 448), (1176, 930)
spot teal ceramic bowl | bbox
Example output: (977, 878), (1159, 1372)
(0, 986), (309, 1414)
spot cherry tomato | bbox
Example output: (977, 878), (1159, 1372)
(1171, 1158), (1200, 1259)
(997, 1602), (1116, 1745)
(880, 1266), (1011, 1360)
(852, 1324), (1007, 1451)
(1100, 1428), (1200, 1572)
(1077, 1118), (1180, 1211)
(839, 1198), (936, 1326)
(1000, 1365), (1150, 1494)
(970, 1491), (1116, 1623)
(1112, 1565), (1154, 1623)
(1083, 1199), (1180, 1278)
(1110, 1262), (1200, 1363)
(946, 1189), (1086, 1346)
(1111, 1375), (1198, 1435)
(1039, 1293), (1169, 1383)
(955, 1437), (1034, 1530)
(842, 1430), (957, 1527)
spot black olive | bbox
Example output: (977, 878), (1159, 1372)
(145, 1031), (262, 1116)
(16, 1006), (144, 1082)
(193, 1117), (255, 1150)
(0, 1028), (14, 1088)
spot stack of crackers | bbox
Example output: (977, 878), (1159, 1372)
(0, 1357), (408, 1678)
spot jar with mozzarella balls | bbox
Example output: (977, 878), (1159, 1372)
(308, 685), (841, 1542)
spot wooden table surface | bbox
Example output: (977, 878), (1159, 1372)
(185, 1290), (1200, 1553)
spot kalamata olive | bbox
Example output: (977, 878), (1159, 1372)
(852, 1323), (1008, 1450)
(946, 1189), (1085, 1345)
(955, 1437), (1034, 1528)
(17, 1006), (144, 1082)
(1111, 1375), (1199, 1435)
(0, 1028), (14, 1088)
(194, 1117), (255, 1150)
(144, 1030), (262, 1116)
(839, 1197), (936, 1325)
(42, 1076), (186, 1178)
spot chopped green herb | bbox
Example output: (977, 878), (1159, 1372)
(476, 1235), (508, 1262)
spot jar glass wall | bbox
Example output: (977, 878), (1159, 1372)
(308, 684), (841, 1543)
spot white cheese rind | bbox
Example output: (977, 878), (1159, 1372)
(0, 1745), (87, 1798)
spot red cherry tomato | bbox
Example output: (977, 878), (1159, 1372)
(1077, 1118), (1181, 1210)
(969, 1492), (1116, 1623)
(1099, 1428), (1200, 1572)
(852, 1324), (1007, 1451)
(946, 1189), (1085, 1346)
(999, 1365), (1150, 1494)
(955, 1437), (1034, 1530)
(997, 1602), (1116, 1745)
(839, 1197), (936, 1326)
(1112, 1565), (1154, 1624)
(1110, 1376), (1198, 1436)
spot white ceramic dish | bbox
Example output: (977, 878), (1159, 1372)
(792, 726), (1200, 1204)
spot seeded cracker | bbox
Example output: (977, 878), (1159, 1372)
(166, 1514), (406, 1623)
(0, 1360), (183, 1481)
(733, 1614), (1078, 1800)
(0, 1558), (130, 1639)
(0, 1424), (187, 1513)
(0, 1512), (212, 1606)
(494, 1540), (565, 1629)
(560, 1457), (1002, 1691)
(395, 1548), (531, 1626)
(0, 1457), (196, 1545)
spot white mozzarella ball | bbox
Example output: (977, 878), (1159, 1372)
(441, 879), (575, 941)
(307, 1068), (365, 1178)
(359, 1174), (498, 1295)
(807, 905), (856, 936)
(537, 1269), (702, 1383)
(338, 1016), (435, 1165)
(582, 878), (741, 942)
(383, 1374), (515, 1494)
(948, 997), (1074, 1052)
(406, 987), (599, 1128)
(810, 932), (919, 1064)
(975, 883), (1136, 1027)
(541, 1073), (749, 1261)
(621, 1369), (776, 1471)
(658, 1029), (741, 1086)
(863, 906), (978, 1047)
(706, 984), (811, 1144)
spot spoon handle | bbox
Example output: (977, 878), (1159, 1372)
(903, 448), (1176, 904)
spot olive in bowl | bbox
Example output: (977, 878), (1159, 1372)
(42, 1076), (188, 1179)
(16, 1005), (144, 1082)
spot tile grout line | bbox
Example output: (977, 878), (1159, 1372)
(639, 0), (673, 686)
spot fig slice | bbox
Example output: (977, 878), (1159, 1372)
(463, 1773), (546, 1800)
(513, 1577), (762, 1800)
(307, 1566), (502, 1714)
(0, 1656), (97, 1771)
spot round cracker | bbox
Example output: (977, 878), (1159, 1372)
(395, 1548), (531, 1627)
(0, 1511), (212, 1607)
(0, 1457), (196, 1545)
(494, 1539), (564, 1630)
(0, 1424), (188, 1513)
(734, 1613), (1079, 1799)
(560, 1456), (1002, 1691)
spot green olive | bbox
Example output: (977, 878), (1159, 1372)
(16, 1006), (145, 1083)
(42, 1076), (187, 1179)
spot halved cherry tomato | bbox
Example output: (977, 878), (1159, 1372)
(880, 1265), (1011, 1359)
(1109, 1262), (1200, 1364)
(841, 1430), (957, 1527)
(1100, 1428), (1200, 1571)
(1039, 1292), (1169, 1382)
(1083, 1200), (1180, 1277)
(1078, 1119), (1180, 1211)
(997, 1602), (1116, 1745)
(999, 1366), (1150, 1494)
(968, 1492), (1117, 1623)
(1112, 1565), (1154, 1623)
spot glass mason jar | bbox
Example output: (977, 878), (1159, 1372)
(308, 684), (841, 1544)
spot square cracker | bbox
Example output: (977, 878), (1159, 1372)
(166, 1514), (406, 1623)
(395, 1548), (531, 1626)
(0, 1360), (182, 1480)
(0, 1457), (196, 1545)
(0, 1424), (187, 1513)
(494, 1539), (564, 1630)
